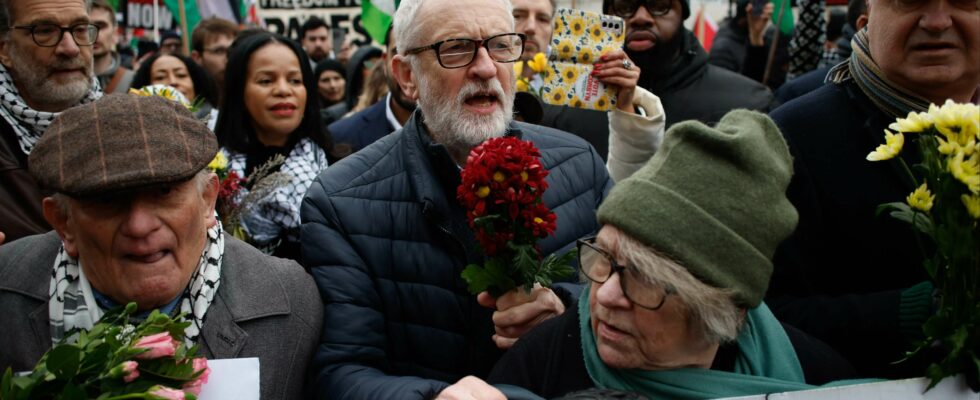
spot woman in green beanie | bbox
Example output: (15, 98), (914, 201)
(487, 110), (864, 399)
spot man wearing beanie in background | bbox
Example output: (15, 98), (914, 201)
(602, 0), (776, 129)
(487, 110), (857, 398)
(0, 94), (322, 400)
(0, 0), (103, 243)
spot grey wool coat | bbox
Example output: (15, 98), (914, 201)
(0, 231), (323, 400)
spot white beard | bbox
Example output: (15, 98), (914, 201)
(416, 74), (514, 150)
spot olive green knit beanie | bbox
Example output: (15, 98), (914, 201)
(597, 110), (798, 308)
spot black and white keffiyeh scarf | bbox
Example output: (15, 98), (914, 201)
(0, 63), (102, 155)
(49, 221), (225, 345)
(224, 137), (328, 248)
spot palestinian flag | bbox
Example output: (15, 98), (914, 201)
(362, 0), (399, 44)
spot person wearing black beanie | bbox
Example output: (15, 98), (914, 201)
(315, 59), (346, 109)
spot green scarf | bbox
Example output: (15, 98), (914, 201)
(579, 290), (815, 399)
(827, 28), (931, 119)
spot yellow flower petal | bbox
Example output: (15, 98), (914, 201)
(962, 194), (980, 219)
(888, 111), (932, 133)
(208, 151), (228, 171)
(529, 53), (548, 73)
(493, 172), (506, 182)
(948, 150), (980, 194)
(513, 60), (524, 77)
(906, 183), (935, 212)
(516, 78), (529, 92)
(867, 130), (904, 161)
(477, 186), (490, 198)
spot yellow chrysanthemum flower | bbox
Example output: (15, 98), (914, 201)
(569, 16), (586, 36)
(906, 184), (935, 212)
(516, 78), (529, 92)
(477, 186), (490, 198)
(589, 24), (605, 43)
(866, 130), (904, 161)
(528, 53), (548, 73)
(888, 111), (932, 133)
(948, 150), (980, 194)
(929, 101), (979, 150)
(962, 194), (980, 219)
(555, 39), (575, 60)
(547, 87), (568, 106)
(207, 151), (228, 172)
(513, 61), (524, 77)
(493, 172), (506, 182)
(561, 66), (579, 83)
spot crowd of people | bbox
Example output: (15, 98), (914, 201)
(0, 0), (976, 398)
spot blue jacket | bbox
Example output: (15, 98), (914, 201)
(301, 111), (612, 399)
(328, 98), (393, 153)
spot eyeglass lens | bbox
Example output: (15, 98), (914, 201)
(28, 23), (98, 47)
(437, 34), (524, 68)
(579, 241), (667, 309)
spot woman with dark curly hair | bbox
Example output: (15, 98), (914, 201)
(213, 32), (333, 261)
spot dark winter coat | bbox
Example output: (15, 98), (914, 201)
(301, 110), (612, 399)
(0, 120), (49, 243)
(767, 80), (932, 378)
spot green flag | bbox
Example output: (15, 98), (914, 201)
(362, 0), (398, 44)
(163, 0), (202, 38)
(770, 0), (794, 35)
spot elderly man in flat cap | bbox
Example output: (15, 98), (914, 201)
(0, 94), (322, 400)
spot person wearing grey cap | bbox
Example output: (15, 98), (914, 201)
(0, 94), (322, 400)
(487, 110), (859, 399)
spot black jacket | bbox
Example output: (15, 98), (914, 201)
(645, 30), (776, 129)
(767, 80), (932, 378)
(301, 111), (612, 399)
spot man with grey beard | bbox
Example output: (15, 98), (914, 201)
(301, 0), (612, 398)
(0, 0), (102, 243)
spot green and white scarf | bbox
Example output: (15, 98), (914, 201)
(579, 290), (817, 399)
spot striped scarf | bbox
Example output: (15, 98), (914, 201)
(827, 28), (931, 118)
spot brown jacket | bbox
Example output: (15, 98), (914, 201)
(0, 119), (49, 242)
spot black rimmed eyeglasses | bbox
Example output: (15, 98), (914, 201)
(404, 32), (526, 69)
(608, 0), (674, 18)
(9, 23), (99, 47)
(577, 236), (673, 310)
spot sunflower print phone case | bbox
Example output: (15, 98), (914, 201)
(542, 8), (625, 111)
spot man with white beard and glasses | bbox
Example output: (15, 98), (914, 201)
(0, 0), (102, 243)
(300, 0), (612, 398)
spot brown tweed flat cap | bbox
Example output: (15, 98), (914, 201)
(29, 94), (218, 197)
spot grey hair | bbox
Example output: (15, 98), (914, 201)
(608, 225), (746, 344)
(49, 169), (214, 217)
(1, 0), (94, 38)
(394, 0), (515, 55)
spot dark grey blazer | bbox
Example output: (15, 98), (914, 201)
(0, 231), (323, 400)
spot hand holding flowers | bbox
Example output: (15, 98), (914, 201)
(1, 303), (210, 399)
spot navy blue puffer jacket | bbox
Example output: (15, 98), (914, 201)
(301, 112), (612, 399)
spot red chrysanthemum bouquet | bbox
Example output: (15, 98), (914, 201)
(457, 137), (575, 296)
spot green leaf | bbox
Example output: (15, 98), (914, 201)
(45, 345), (81, 380)
(59, 382), (86, 400)
(461, 259), (517, 296)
